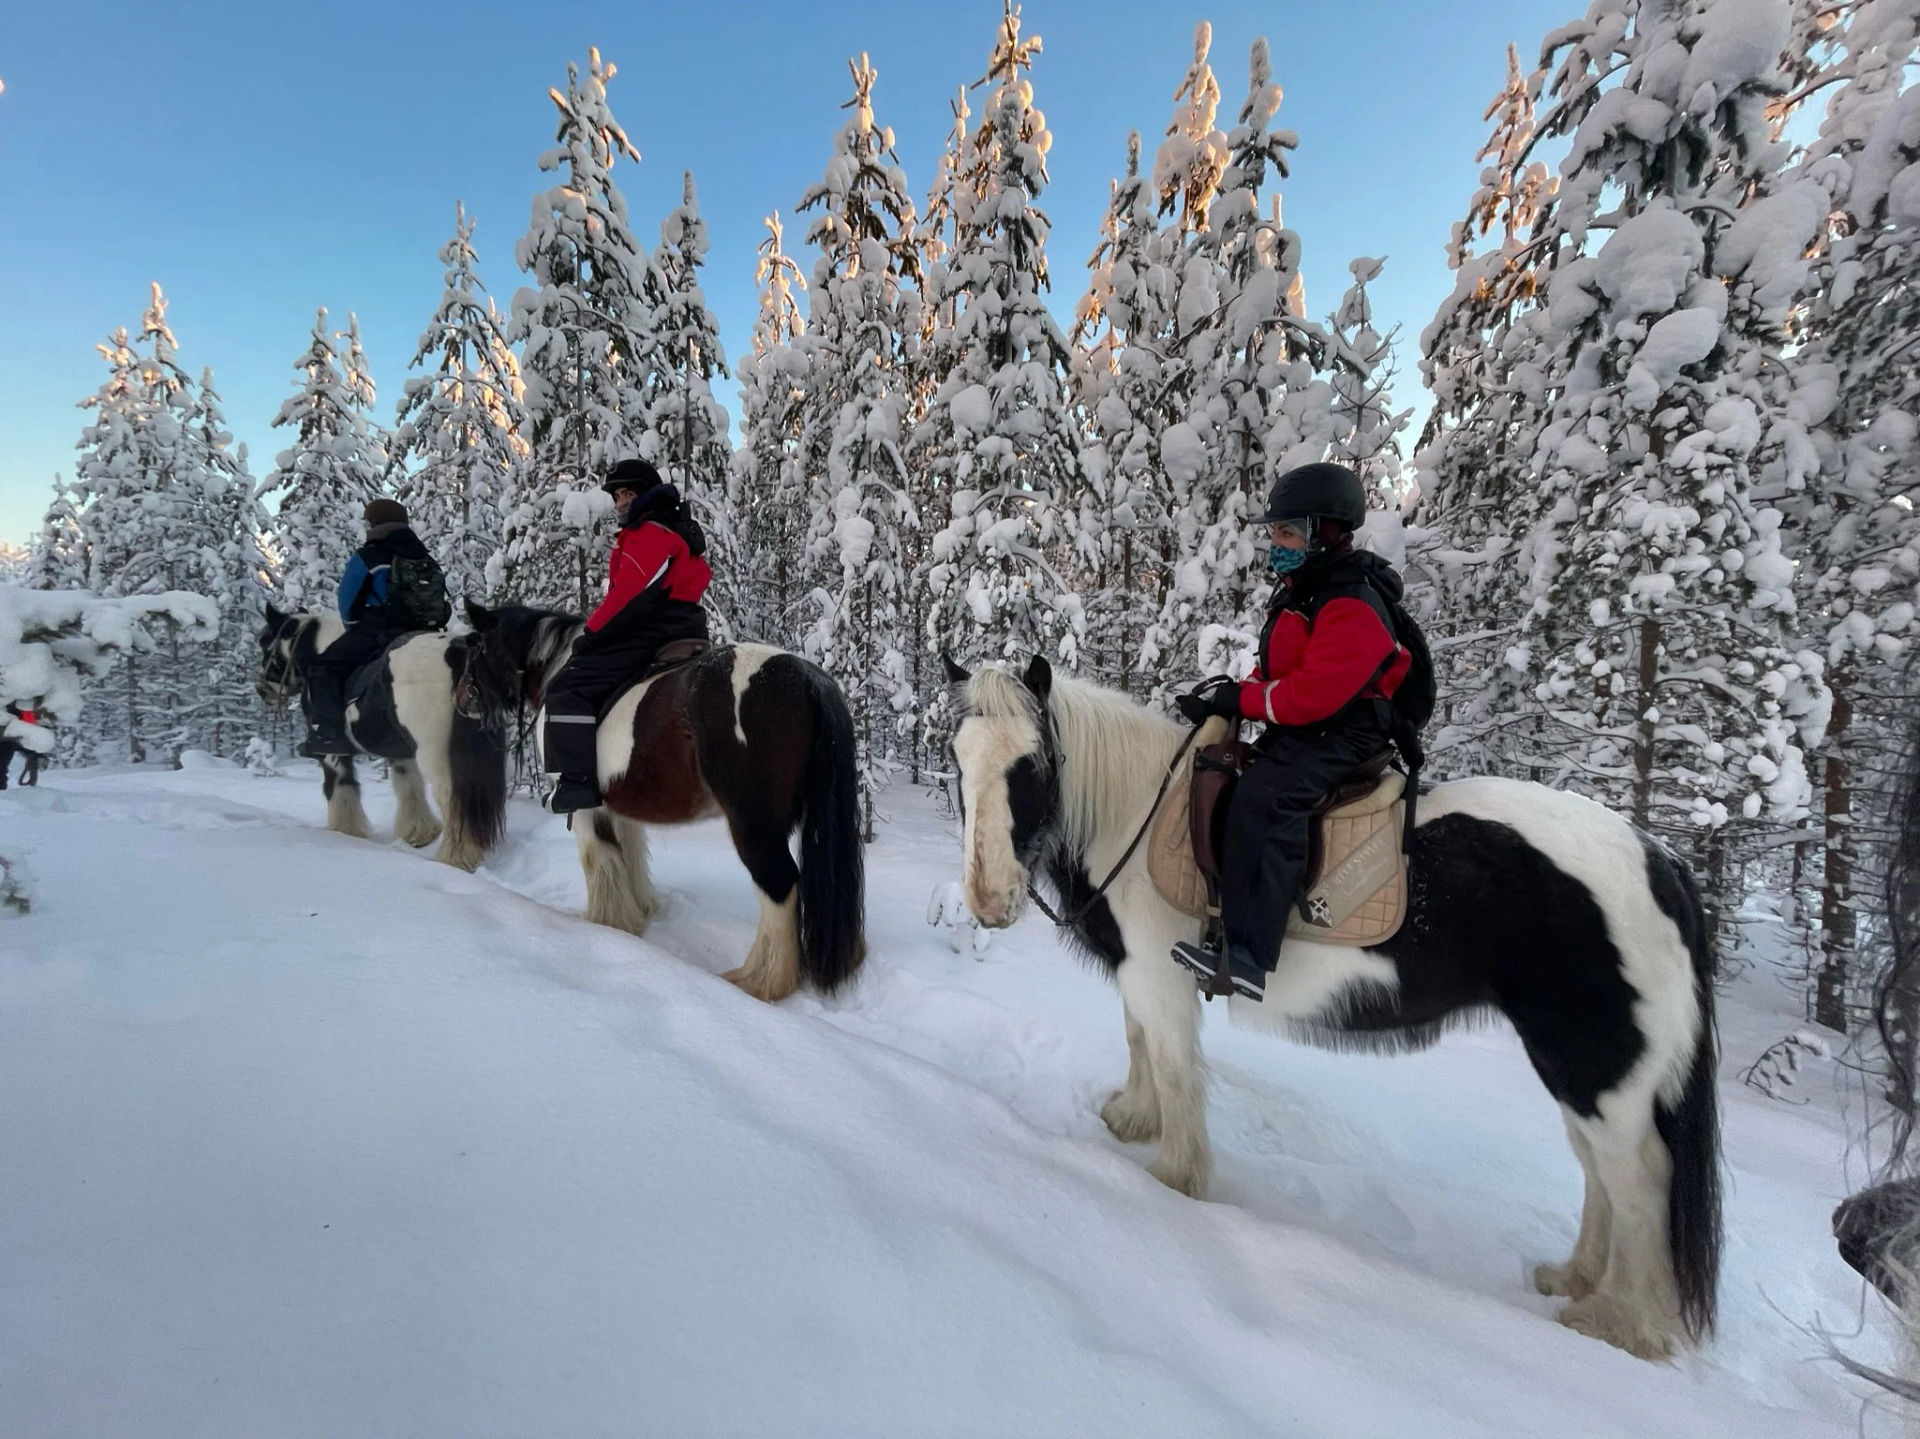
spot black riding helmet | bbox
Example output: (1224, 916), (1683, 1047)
(1260, 462), (1367, 553)
(601, 458), (677, 525)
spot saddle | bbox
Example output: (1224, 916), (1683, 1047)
(596, 638), (711, 720)
(1147, 718), (1409, 947)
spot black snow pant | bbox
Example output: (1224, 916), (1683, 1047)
(0, 739), (16, 790)
(1223, 706), (1391, 971)
(304, 626), (397, 744)
(542, 602), (710, 785)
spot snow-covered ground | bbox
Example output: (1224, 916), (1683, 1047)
(0, 759), (1901, 1436)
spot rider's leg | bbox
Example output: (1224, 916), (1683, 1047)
(540, 645), (640, 814)
(300, 629), (385, 757)
(1175, 723), (1388, 996)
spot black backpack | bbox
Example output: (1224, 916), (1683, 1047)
(1312, 576), (1435, 770)
(385, 553), (452, 631)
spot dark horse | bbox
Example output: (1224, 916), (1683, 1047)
(949, 656), (1720, 1360)
(257, 603), (507, 870)
(460, 601), (865, 1002)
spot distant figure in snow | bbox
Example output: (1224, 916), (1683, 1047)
(542, 458), (711, 815)
(300, 499), (449, 758)
(1167, 462), (1431, 1000)
(0, 702), (43, 789)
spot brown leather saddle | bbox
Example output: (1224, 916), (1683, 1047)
(1148, 717), (1409, 947)
(596, 638), (712, 720)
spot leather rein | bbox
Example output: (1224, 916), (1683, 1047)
(1025, 721), (1203, 932)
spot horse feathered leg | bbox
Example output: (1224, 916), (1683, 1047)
(1556, 1105), (1682, 1360)
(323, 756), (372, 840)
(390, 758), (442, 849)
(578, 808), (657, 935)
(1535, 1113), (1611, 1300)
(1101, 1009), (1163, 1143)
(724, 889), (801, 1003)
(1119, 943), (1211, 1199)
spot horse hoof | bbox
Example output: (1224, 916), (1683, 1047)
(1533, 1260), (1597, 1300)
(721, 965), (796, 1004)
(1556, 1294), (1676, 1361)
(404, 824), (442, 850)
(1101, 1090), (1162, 1143)
(1147, 1152), (1208, 1200)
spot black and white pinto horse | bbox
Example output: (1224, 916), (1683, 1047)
(257, 603), (507, 870)
(461, 601), (865, 1002)
(948, 657), (1721, 1361)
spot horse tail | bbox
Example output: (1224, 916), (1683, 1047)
(445, 643), (508, 862)
(794, 660), (865, 994)
(1649, 846), (1722, 1341)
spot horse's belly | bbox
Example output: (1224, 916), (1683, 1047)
(598, 669), (712, 824)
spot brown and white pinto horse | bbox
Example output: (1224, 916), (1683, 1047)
(461, 601), (865, 1002)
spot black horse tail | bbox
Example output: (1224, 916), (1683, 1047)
(1650, 847), (1723, 1342)
(444, 639), (508, 865)
(795, 660), (865, 994)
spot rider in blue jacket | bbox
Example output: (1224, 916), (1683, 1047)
(300, 499), (439, 757)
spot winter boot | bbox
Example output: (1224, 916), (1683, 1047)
(545, 776), (602, 815)
(1170, 939), (1268, 1000)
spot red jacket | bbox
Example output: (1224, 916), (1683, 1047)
(1236, 565), (1411, 727)
(586, 520), (712, 632)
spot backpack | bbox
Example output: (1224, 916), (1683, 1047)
(663, 502), (707, 559)
(385, 553), (452, 631)
(1311, 575), (1435, 770)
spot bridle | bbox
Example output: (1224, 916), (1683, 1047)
(999, 699), (1203, 934)
(257, 613), (307, 708)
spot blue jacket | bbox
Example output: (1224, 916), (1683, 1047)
(338, 524), (431, 628)
(337, 552), (390, 625)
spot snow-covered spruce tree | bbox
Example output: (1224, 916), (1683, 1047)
(25, 477), (89, 590)
(260, 308), (386, 613)
(1782, 0), (1920, 1030)
(504, 47), (653, 612)
(794, 54), (923, 835)
(730, 214), (808, 646)
(1410, 43), (1559, 777)
(339, 312), (391, 478)
(1510, 0), (1830, 867)
(185, 366), (270, 755)
(390, 202), (527, 605)
(1157, 37), (1330, 689)
(641, 171), (735, 628)
(0, 585), (218, 907)
(1069, 130), (1176, 694)
(914, 2), (1084, 706)
(1327, 256), (1411, 505)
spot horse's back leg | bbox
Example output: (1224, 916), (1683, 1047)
(1534, 1112), (1611, 1300)
(1117, 939), (1210, 1198)
(1555, 1104), (1680, 1359)
(323, 756), (372, 840)
(389, 758), (442, 849)
(578, 808), (656, 935)
(719, 809), (802, 1004)
(1100, 1007), (1162, 1143)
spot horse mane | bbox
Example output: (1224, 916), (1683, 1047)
(967, 666), (1183, 864)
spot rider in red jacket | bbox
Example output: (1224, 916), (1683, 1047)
(1170, 462), (1412, 1000)
(542, 458), (712, 815)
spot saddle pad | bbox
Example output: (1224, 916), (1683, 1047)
(1148, 750), (1408, 948)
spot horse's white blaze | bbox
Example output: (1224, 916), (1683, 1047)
(953, 713), (1041, 928)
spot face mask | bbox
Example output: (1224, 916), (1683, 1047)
(1268, 544), (1307, 576)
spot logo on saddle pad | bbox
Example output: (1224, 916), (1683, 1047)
(1147, 728), (1409, 948)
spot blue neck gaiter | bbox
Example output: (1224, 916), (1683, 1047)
(1268, 544), (1307, 576)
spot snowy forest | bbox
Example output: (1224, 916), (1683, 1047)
(13, 0), (1920, 1053)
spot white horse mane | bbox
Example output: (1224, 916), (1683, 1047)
(966, 667), (1184, 864)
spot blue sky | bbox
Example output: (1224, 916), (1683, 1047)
(0, 0), (1568, 546)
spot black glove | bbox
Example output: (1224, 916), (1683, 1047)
(1176, 679), (1241, 726)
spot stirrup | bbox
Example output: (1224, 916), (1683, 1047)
(1170, 941), (1265, 1002)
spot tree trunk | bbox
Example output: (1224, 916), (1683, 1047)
(1631, 616), (1660, 826)
(1816, 677), (1857, 1033)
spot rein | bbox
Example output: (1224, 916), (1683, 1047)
(1026, 721), (1201, 932)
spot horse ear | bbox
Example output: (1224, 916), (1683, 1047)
(1022, 655), (1053, 704)
(465, 598), (495, 631)
(264, 602), (287, 629)
(941, 652), (971, 687)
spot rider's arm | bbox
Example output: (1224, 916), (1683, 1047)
(1237, 597), (1395, 726)
(585, 524), (683, 632)
(337, 554), (369, 624)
